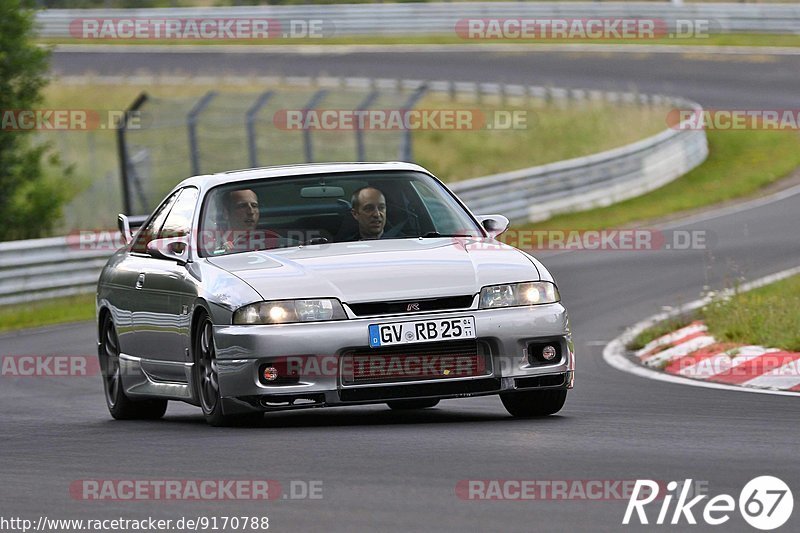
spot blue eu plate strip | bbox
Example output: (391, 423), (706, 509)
(368, 324), (381, 348)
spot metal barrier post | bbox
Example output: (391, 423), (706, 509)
(302, 89), (329, 163)
(399, 84), (428, 162)
(116, 92), (148, 215)
(354, 90), (380, 161)
(246, 90), (275, 168)
(187, 91), (217, 176)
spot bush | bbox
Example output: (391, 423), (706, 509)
(1, 0), (72, 240)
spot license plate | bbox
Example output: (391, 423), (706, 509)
(368, 317), (475, 348)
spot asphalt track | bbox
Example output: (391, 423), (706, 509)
(1, 47), (798, 532)
(51, 45), (800, 107)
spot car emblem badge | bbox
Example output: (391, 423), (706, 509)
(407, 303), (420, 311)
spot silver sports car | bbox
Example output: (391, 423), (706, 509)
(97, 162), (574, 426)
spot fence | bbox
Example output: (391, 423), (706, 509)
(116, 76), (700, 217)
(36, 3), (800, 37)
(118, 78), (419, 215)
(0, 77), (708, 306)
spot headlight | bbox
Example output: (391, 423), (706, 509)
(233, 299), (347, 325)
(479, 281), (559, 309)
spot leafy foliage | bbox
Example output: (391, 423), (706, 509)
(1, 0), (71, 240)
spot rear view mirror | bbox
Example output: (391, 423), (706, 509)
(476, 215), (510, 238)
(300, 186), (345, 198)
(147, 236), (190, 264)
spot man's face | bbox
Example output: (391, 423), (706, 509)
(352, 188), (386, 239)
(226, 189), (259, 231)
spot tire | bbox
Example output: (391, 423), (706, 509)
(193, 314), (262, 427)
(386, 398), (440, 410)
(500, 389), (567, 418)
(99, 314), (167, 420)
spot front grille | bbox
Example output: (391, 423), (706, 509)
(341, 340), (491, 385)
(347, 295), (474, 317)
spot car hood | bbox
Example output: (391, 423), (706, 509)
(205, 238), (540, 303)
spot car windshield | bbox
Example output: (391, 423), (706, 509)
(197, 171), (483, 257)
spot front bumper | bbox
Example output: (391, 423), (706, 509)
(213, 304), (574, 414)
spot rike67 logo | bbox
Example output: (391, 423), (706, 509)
(623, 477), (793, 530)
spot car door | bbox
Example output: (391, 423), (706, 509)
(133, 187), (200, 380)
(114, 190), (181, 361)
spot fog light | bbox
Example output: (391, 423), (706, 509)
(263, 367), (279, 382)
(542, 345), (557, 361)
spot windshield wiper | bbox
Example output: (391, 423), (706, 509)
(419, 232), (473, 238)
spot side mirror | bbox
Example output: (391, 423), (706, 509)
(118, 214), (132, 245)
(476, 215), (510, 238)
(147, 236), (190, 264)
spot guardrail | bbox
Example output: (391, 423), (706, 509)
(36, 2), (800, 37)
(450, 97), (707, 223)
(0, 79), (707, 306)
(0, 236), (110, 306)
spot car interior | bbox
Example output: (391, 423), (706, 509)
(199, 172), (466, 255)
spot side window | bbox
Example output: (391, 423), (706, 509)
(159, 187), (199, 240)
(130, 191), (180, 254)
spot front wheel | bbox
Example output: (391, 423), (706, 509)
(99, 315), (167, 420)
(386, 399), (440, 410)
(193, 315), (262, 427)
(500, 389), (567, 417)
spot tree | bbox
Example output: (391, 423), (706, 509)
(1, 0), (71, 240)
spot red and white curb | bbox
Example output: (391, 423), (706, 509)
(636, 321), (800, 392)
(603, 265), (800, 396)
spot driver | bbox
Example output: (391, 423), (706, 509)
(350, 186), (387, 240)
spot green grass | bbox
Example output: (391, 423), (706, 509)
(515, 129), (800, 234)
(628, 315), (695, 352)
(38, 33), (800, 48)
(0, 293), (96, 333)
(631, 275), (800, 354)
(415, 98), (668, 182)
(702, 275), (800, 352)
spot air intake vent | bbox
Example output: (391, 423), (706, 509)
(348, 295), (474, 317)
